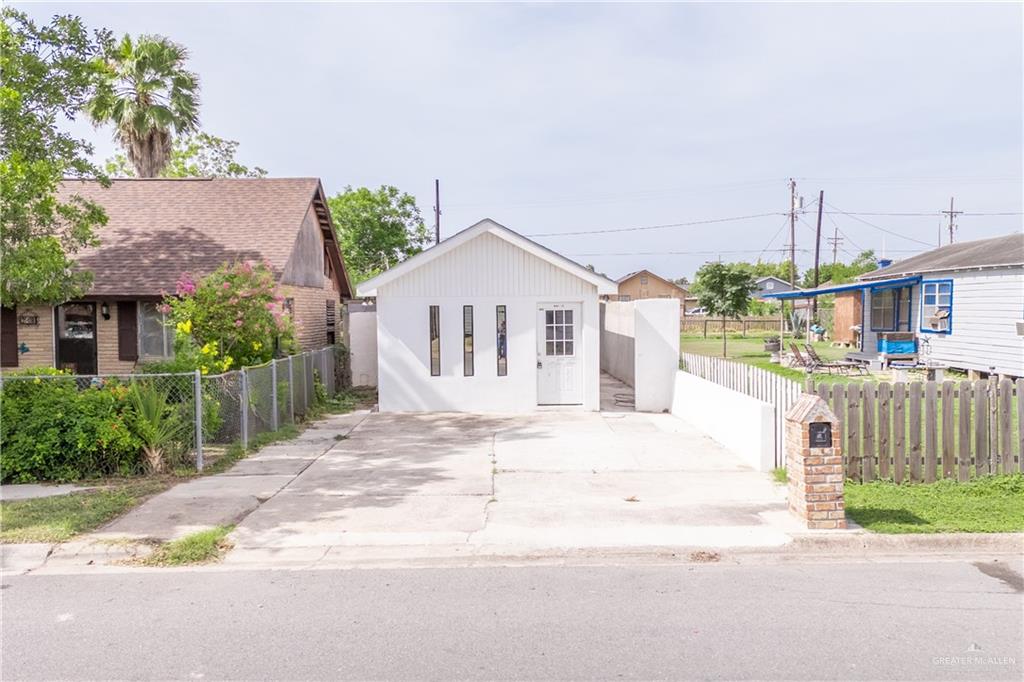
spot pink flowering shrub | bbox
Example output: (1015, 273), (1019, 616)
(163, 261), (296, 373)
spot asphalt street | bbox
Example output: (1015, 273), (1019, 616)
(2, 559), (1021, 681)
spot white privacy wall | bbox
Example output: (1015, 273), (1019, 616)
(671, 371), (775, 472)
(600, 299), (680, 411)
(600, 302), (635, 387)
(347, 302), (378, 387)
(634, 299), (681, 412)
(374, 231), (601, 412)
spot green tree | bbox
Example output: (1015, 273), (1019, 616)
(0, 10), (110, 306)
(87, 34), (199, 178)
(104, 132), (266, 178)
(691, 262), (757, 357)
(800, 250), (877, 288)
(327, 185), (431, 283)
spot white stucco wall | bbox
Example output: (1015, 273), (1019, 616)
(348, 303), (378, 387)
(373, 231), (602, 412)
(671, 371), (775, 472)
(634, 299), (681, 412)
(600, 301), (635, 387)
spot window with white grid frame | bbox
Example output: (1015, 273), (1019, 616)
(544, 309), (574, 356)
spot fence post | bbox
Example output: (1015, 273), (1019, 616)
(193, 369), (204, 472)
(270, 360), (279, 431)
(240, 367), (249, 450)
(288, 355), (295, 423)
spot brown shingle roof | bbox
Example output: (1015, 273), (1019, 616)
(57, 177), (345, 297)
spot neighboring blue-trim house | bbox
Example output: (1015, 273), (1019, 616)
(765, 233), (1024, 377)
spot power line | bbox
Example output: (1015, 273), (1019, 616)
(824, 201), (935, 247)
(524, 212), (785, 237)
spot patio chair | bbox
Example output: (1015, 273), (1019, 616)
(789, 343), (819, 372)
(804, 344), (867, 375)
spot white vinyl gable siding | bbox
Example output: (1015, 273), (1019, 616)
(377, 231), (596, 299)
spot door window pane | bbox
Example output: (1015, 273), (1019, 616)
(58, 304), (94, 339)
(543, 307), (576, 356)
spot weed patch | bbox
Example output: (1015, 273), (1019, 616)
(140, 525), (234, 566)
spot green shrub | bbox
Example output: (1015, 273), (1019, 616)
(0, 371), (143, 482)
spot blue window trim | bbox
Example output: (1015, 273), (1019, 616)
(919, 279), (953, 334)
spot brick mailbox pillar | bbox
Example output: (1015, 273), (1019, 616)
(784, 393), (846, 529)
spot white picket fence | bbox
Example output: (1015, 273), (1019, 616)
(680, 352), (803, 467)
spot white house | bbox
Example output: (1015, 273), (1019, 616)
(356, 219), (618, 411)
(766, 233), (1024, 377)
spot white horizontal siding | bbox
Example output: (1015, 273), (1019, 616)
(378, 231), (595, 299)
(923, 269), (1024, 376)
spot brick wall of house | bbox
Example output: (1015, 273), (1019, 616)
(6, 305), (55, 372)
(285, 275), (343, 350)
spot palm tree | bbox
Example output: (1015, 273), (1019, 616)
(88, 35), (200, 178)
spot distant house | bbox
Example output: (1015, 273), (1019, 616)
(766, 233), (1024, 377)
(610, 270), (696, 311)
(1, 178), (353, 375)
(754, 276), (800, 299)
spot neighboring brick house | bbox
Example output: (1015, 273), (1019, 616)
(1, 178), (352, 375)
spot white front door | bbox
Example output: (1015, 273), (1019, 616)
(536, 303), (582, 405)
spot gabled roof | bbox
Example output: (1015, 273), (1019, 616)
(57, 178), (353, 298)
(756, 275), (796, 286)
(860, 233), (1024, 280)
(357, 218), (618, 297)
(616, 269), (689, 293)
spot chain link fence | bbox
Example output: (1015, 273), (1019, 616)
(1, 346), (345, 479)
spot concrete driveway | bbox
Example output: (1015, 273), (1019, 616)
(227, 409), (796, 565)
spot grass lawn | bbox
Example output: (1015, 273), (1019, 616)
(140, 525), (234, 566)
(0, 479), (171, 544)
(845, 474), (1024, 533)
(680, 333), (861, 382)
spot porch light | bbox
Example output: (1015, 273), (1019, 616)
(100, 302), (110, 320)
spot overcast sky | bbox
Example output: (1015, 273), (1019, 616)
(20, 1), (1024, 280)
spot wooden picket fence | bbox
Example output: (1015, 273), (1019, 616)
(680, 353), (1024, 480)
(807, 379), (1023, 482)
(680, 353), (802, 467)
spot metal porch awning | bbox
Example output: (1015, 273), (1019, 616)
(762, 275), (921, 300)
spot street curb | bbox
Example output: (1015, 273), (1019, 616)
(783, 532), (1024, 554)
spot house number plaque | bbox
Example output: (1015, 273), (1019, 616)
(808, 422), (832, 449)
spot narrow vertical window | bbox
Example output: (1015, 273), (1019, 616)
(429, 305), (440, 376)
(463, 305), (474, 376)
(496, 305), (507, 376)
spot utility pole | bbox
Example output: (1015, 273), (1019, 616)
(941, 196), (961, 245)
(812, 190), (824, 319)
(788, 178), (797, 285)
(828, 228), (842, 267)
(433, 179), (441, 245)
